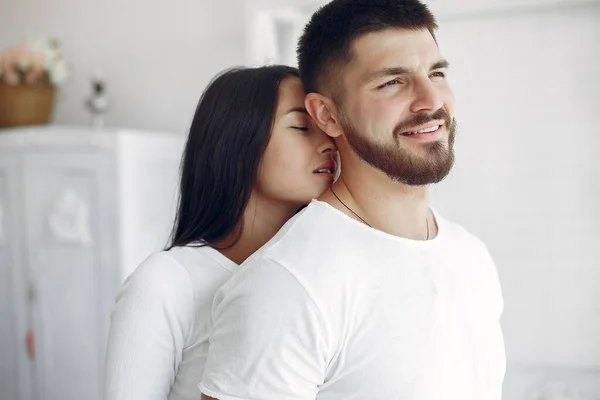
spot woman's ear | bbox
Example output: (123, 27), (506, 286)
(305, 93), (344, 138)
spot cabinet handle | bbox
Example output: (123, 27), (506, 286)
(27, 282), (37, 303)
(26, 331), (35, 360)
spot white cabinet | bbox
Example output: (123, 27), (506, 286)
(0, 126), (185, 400)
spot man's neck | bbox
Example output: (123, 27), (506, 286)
(320, 166), (436, 240)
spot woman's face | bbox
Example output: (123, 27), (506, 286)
(257, 76), (337, 207)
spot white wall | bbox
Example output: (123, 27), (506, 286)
(431, 2), (600, 398)
(0, 0), (247, 134)
(432, 1), (600, 367)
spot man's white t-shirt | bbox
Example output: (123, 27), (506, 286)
(104, 245), (238, 400)
(200, 200), (506, 400)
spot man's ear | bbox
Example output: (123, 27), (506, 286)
(305, 93), (344, 138)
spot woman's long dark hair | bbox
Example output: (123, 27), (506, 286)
(168, 65), (299, 249)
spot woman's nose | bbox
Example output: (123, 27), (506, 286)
(318, 134), (336, 154)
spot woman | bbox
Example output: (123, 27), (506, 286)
(103, 65), (336, 400)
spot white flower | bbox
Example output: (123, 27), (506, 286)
(49, 59), (69, 86)
(0, 37), (70, 86)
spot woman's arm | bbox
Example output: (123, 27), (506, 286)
(104, 254), (195, 400)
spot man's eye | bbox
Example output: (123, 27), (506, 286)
(292, 126), (309, 132)
(379, 79), (400, 88)
(430, 71), (446, 78)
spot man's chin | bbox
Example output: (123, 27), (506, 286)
(387, 152), (455, 186)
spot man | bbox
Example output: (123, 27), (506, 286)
(200, 0), (506, 398)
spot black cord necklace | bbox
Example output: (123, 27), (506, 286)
(329, 186), (430, 240)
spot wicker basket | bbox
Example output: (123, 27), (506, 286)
(0, 82), (56, 128)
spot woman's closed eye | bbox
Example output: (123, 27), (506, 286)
(291, 126), (310, 132)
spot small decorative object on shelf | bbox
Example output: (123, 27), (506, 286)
(84, 73), (109, 129)
(0, 37), (70, 128)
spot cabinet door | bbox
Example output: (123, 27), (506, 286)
(22, 150), (118, 400)
(0, 152), (34, 400)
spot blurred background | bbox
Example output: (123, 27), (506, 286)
(0, 0), (598, 399)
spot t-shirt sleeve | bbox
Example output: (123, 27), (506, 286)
(479, 241), (506, 398)
(199, 257), (330, 400)
(481, 242), (504, 319)
(104, 253), (195, 400)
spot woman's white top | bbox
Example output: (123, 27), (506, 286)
(104, 245), (238, 400)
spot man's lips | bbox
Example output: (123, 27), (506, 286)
(399, 120), (445, 136)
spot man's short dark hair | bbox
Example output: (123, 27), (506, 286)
(297, 0), (438, 100)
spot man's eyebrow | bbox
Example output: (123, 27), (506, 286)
(430, 59), (450, 70)
(284, 107), (309, 115)
(364, 59), (450, 84)
(365, 67), (411, 84)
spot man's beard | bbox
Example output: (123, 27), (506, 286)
(340, 107), (456, 186)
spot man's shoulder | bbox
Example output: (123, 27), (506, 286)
(435, 210), (488, 248)
(435, 211), (498, 280)
(230, 202), (355, 295)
